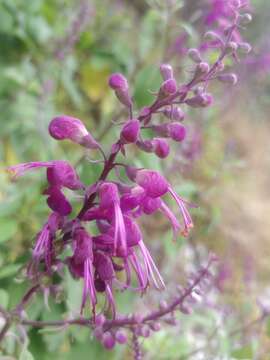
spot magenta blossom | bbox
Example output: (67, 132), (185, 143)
(49, 115), (100, 149)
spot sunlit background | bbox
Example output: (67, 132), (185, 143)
(0, 0), (269, 359)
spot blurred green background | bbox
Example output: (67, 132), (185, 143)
(0, 0), (270, 359)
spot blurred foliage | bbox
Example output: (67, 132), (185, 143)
(0, 0), (270, 359)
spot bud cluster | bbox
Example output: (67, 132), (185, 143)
(5, 1), (252, 353)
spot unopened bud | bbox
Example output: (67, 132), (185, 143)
(49, 116), (99, 149)
(152, 124), (170, 137)
(239, 13), (252, 25)
(226, 41), (238, 54)
(197, 62), (210, 74)
(102, 332), (115, 350)
(163, 106), (185, 121)
(108, 73), (128, 91)
(159, 300), (168, 310)
(137, 139), (155, 153)
(95, 314), (106, 326)
(115, 330), (127, 344)
(231, 0), (241, 8)
(218, 73), (238, 85)
(238, 42), (252, 54)
(133, 314), (143, 323)
(185, 93), (213, 108)
(160, 64), (174, 80)
(153, 138), (170, 158)
(149, 322), (161, 332)
(125, 165), (139, 181)
(216, 61), (225, 72)
(160, 78), (177, 96)
(120, 119), (140, 143)
(108, 73), (132, 108)
(93, 326), (104, 340)
(204, 31), (222, 42)
(139, 326), (150, 338)
(168, 123), (186, 142)
(188, 48), (202, 63)
(180, 304), (192, 314)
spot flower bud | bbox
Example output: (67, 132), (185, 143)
(149, 322), (161, 332)
(49, 116), (99, 149)
(160, 78), (177, 96)
(163, 106), (185, 121)
(188, 48), (202, 63)
(153, 138), (170, 158)
(168, 123), (186, 142)
(160, 64), (174, 80)
(159, 300), (168, 310)
(179, 304), (192, 314)
(225, 41), (238, 54)
(95, 314), (106, 326)
(125, 166), (139, 181)
(120, 119), (140, 143)
(136, 169), (169, 198)
(102, 332), (115, 350)
(139, 326), (150, 338)
(108, 73), (128, 91)
(133, 314), (143, 323)
(238, 42), (252, 54)
(139, 106), (151, 117)
(115, 330), (127, 344)
(137, 139), (155, 153)
(195, 62), (210, 77)
(231, 0), (241, 8)
(185, 93), (213, 108)
(204, 31), (222, 42)
(218, 73), (238, 85)
(93, 326), (104, 340)
(152, 123), (170, 137)
(239, 13), (252, 25)
(108, 73), (132, 108)
(216, 61), (225, 72)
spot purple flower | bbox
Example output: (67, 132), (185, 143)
(135, 169), (194, 236)
(8, 160), (83, 215)
(31, 212), (62, 271)
(99, 182), (127, 255)
(68, 228), (97, 314)
(45, 187), (72, 216)
(49, 115), (100, 149)
(8, 160), (83, 190)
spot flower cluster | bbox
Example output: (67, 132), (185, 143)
(5, 0), (252, 353)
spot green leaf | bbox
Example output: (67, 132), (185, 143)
(231, 344), (253, 359)
(0, 289), (9, 308)
(19, 346), (35, 360)
(266, 317), (270, 337)
(0, 263), (21, 279)
(133, 65), (161, 107)
(0, 219), (18, 243)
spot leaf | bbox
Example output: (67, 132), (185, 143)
(266, 317), (270, 337)
(231, 344), (253, 359)
(0, 263), (21, 279)
(133, 65), (161, 108)
(0, 218), (18, 244)
(0, 289), (9, 308)
(80, 62), (110, 102)
(19, 346), (34, 360)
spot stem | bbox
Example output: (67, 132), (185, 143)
(0, 320), (11, 343)
(0, 285), (40, 344)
